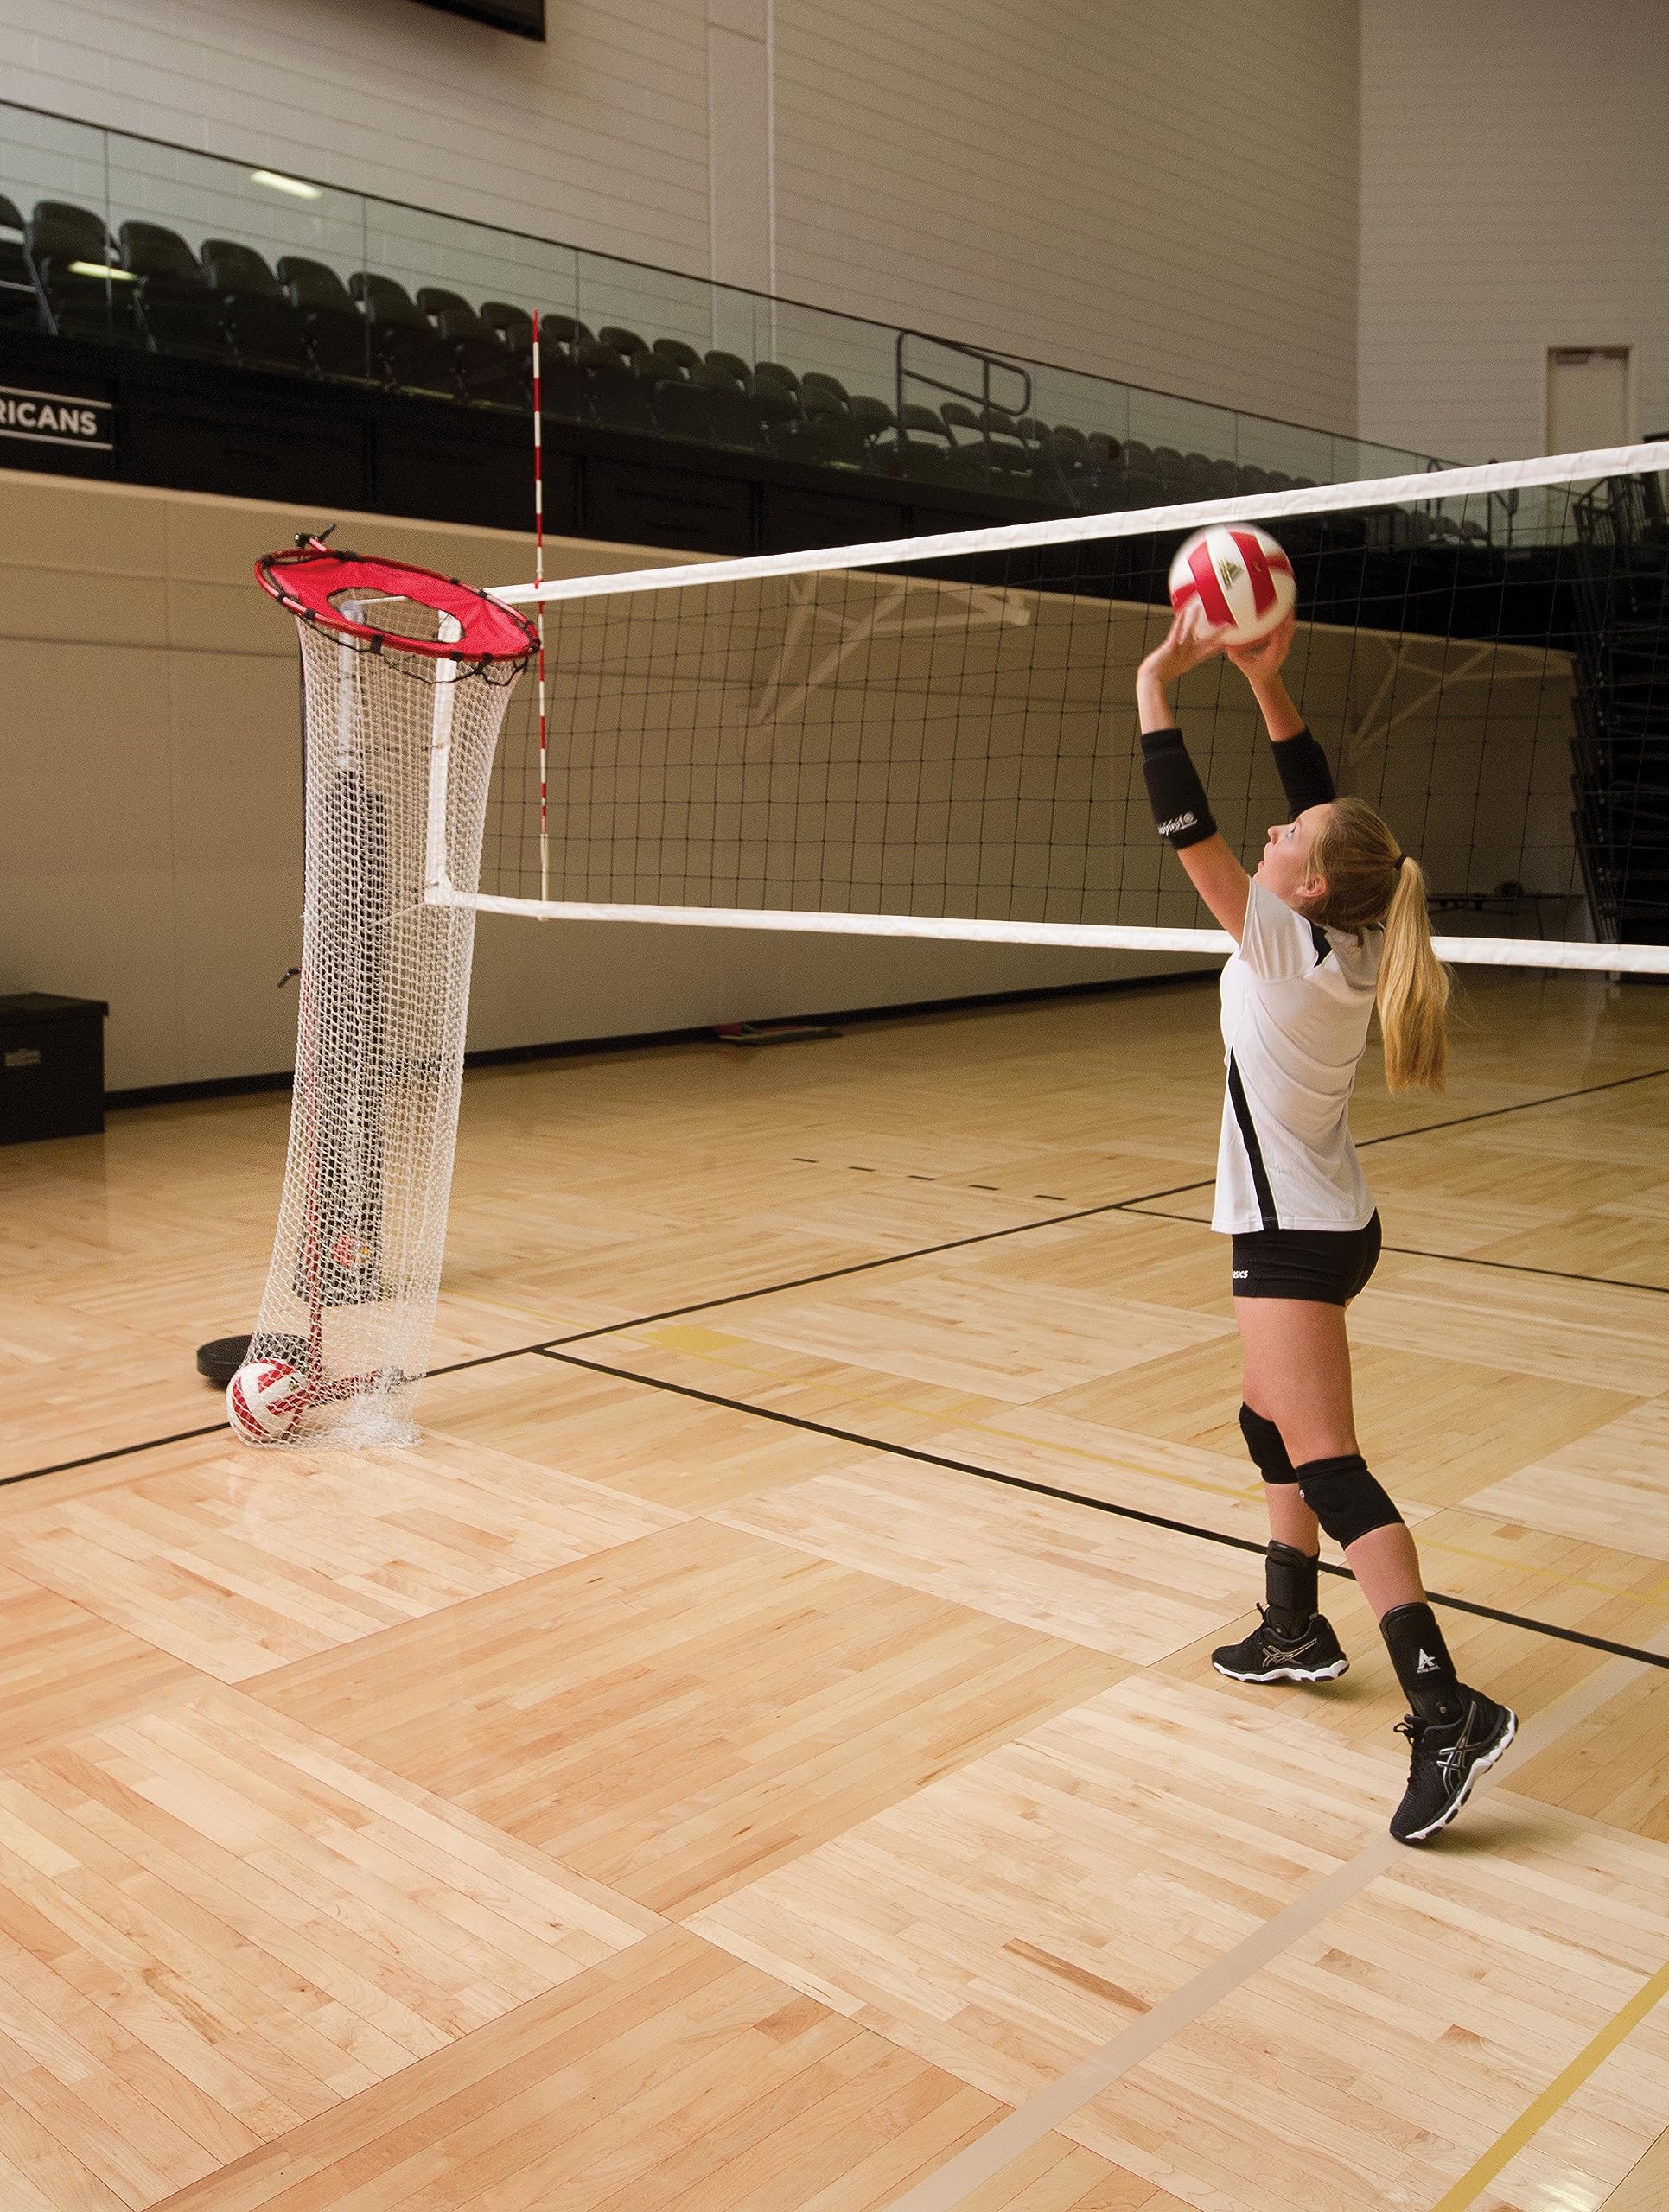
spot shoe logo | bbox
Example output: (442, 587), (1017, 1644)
(1233, 1268), (1248, 1280)
(1416, 1651), (1441, 1674)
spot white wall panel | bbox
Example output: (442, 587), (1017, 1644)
(6, 0), (713, 273)
(1359, 0), (1669, 460)
(768, 0), (1360, 434)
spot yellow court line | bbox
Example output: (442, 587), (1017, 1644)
(1427, 1953), (1669, 2212)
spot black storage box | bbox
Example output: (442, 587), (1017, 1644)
(0, 994), (110, 1143)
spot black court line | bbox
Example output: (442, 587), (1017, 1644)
(1122, 1204), (1669, 1300)
(8, 1062), (1669, 1493)
(0, 1422), (233, 1488)
(538, 1347), (1669, 1675)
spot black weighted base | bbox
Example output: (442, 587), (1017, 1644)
(196, 1333), (252, 1384)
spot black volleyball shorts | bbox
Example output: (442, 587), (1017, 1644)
(1231, 1211), (1382, 1306)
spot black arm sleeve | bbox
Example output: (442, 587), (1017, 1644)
(1140, 728), (1218, 849)
(1271, 728), (1336, 813)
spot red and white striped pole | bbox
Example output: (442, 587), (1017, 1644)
(532, 310), (550, 905)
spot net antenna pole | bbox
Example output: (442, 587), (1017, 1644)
(532, 309), (550, 906)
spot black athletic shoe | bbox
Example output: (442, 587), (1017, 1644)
(1390, 1692), (1518, 1844)
(1212, 1606), (1349, 1685)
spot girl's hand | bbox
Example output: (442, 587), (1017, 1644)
(1138, 601), (1228, 690)
(1225, 611), (1296, 679)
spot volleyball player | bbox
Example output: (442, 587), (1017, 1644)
(1136, 605), (1517, 1843)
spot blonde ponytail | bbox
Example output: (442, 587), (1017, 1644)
(1306, 797), (1449, 1092)
(1376, 856), (1449, 1091)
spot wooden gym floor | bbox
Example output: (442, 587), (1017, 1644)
(0, 966), (1666, 2212)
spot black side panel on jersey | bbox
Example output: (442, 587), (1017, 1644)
(1226, 1053), (1278, 1230)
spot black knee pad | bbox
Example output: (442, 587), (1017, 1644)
(1239, 1403), (1298, 1484)
(1295, 1453), (1404, 1548)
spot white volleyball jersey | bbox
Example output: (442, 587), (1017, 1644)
(1213, 880), (1382, 1235)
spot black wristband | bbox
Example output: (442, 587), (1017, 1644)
(1141, 728), (1218, 849)
(1271, 728), (1336, 813)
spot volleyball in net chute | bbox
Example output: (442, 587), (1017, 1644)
(239, 445), (1669, 1446)
(231, 539), (535, 1446)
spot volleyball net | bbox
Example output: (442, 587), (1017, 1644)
(481, 442), (1669, 972)
(234, 443), (1669, 1452)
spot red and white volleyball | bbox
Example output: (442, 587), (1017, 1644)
(226, 1357), (309, 1443)
(1169, 524), (1296, 645)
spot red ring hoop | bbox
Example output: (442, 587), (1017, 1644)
(256, 539), (538, 665)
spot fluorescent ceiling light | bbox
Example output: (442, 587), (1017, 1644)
(252, 168), (322, 200)
(68, 260), (137, 280)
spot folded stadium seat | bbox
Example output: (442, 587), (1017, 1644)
(976, 406), (1035, 479)
(596, 324), (648, 359)
(1149, 444), (1187, 493)
(750, 377), (802, 449)
(527, 339), (594, 420)
(0, 195), (41, 329)
(278, 257), (372, 379)
(578, 338), (658, 430)
(654, 360), (757, 449)
(800, 371), (850, 408)
(1091, 436), (1163, 509)
(118, 220), (227, 359)
(753, 360), (800, 400)
(887, 401), (957, 481)
(1237, 464), (1271, 494)
(415, 288), (522, 403)
(479, 308), (593, 386)
(201, 241), (310, 372)
(652, 336), (702, 372)
(1182, 450), (1219, 498)
(938, 400), (993, 482)
(29, 199), (138, 341)
(693, 358), (759, 445)
(431, 302), (525, 405)
(799, 388), (870, 467)
(349, 272), (456, 395)
(1029, 424), (1091, 500)
(848, 393), (896, 446)
(480, 301), (532, 354)
(415, 285), (473, 321)
(704, 349), (752, 390)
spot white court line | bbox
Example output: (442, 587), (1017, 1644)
(882, 1626), (1669, 2212)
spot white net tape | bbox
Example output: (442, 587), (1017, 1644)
(242, 605), (517, 1447)
(476, 441), (1669, 975)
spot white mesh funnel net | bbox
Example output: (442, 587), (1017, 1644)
(239, 543), (532, 1448)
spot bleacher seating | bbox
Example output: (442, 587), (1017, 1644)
(0, 183), (1357, 512)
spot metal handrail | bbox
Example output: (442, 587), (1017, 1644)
(894, 329), (1033, 446)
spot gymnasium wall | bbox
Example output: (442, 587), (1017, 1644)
(7, 0), (1361, 437)
(768, 0), (1360, 435)
(1358, 0), (1669, 461)
(1, 468), (1580, 1095)
(0, 469), (1150, 1095)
